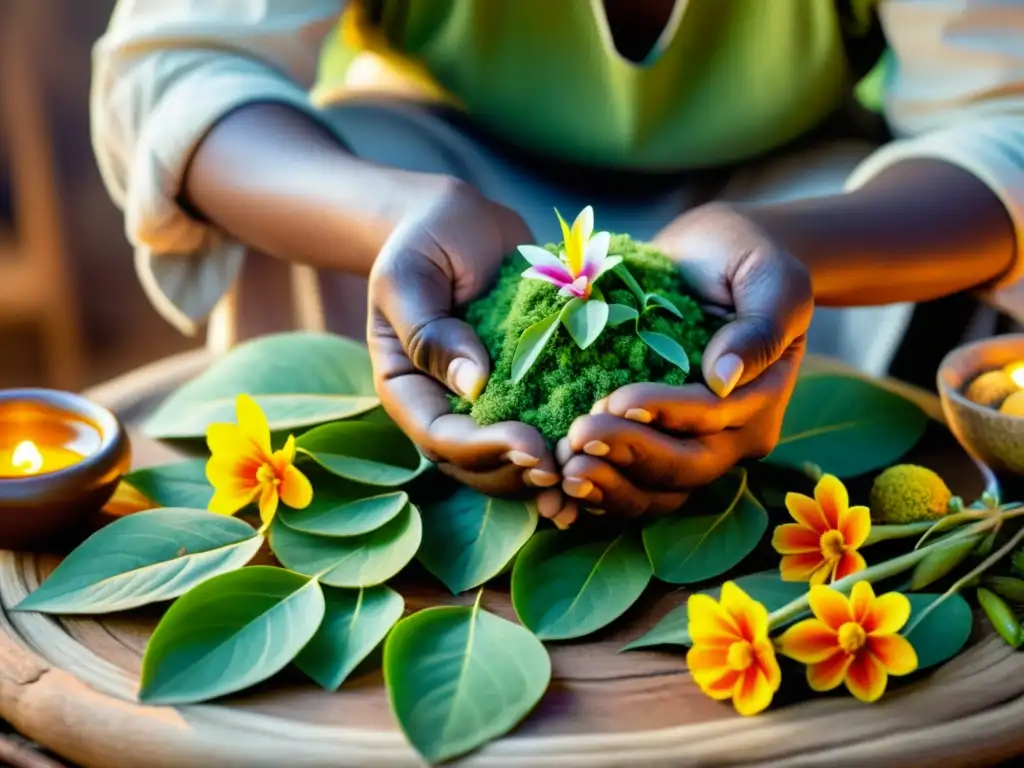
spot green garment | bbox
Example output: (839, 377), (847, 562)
(320, 0), (883, 171)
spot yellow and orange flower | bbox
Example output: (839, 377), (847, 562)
(205, 394), (313, 526)
(686, 581), (782, 716)
(776, 582), (918, 702)
(773, 474), (870, 585)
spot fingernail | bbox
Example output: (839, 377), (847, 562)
(528, 469), (560, 487)
(537, 493), (562, 519)
(563, 477), (594, 499)
(553, 508), (577, 530)
(624, 408), (652, 424)
(506, 450), (539, 468)
(583, 440), (610, 457)
(590, 398), (609, 414)
(448, 357), (486, 401)
(585, 507), (606, 516)
(708, 353), (744, 398)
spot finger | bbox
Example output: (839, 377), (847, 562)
(427, 415), (558, 474)
(568, 414), (747, 489)
(593, 382), (769, 434)
(561, 455), (688, 518)
(702, 252), (813, 397)
(552, 502), (579, 530)
(536, 489), (564, 519)
(436, 461), (527, 497)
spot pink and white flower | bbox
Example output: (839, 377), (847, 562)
(517, 206), (621, 299)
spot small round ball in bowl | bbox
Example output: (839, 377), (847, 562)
(938, 334), (1024, 475)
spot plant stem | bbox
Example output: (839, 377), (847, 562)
(864, 521), (936, 546)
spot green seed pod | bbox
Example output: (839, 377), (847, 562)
(986, 576), (1024, 605)
(910, 535), (980, 591)
(977, 588), (1022, 649)
(948, 496), (965, 514)
(981, 491), (1000, 509)
(974, 529), (998, 557)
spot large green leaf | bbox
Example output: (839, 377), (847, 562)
(124, 460), (212, 509)
(384, 596), (551, 764)
(296, 422), (426, 487)
(278, 476), (408, 537)
(644, 293), (684, 319)
(639, 331), (691, 374)
(295, 585), (404, 691)
(145, 332), (378, 439)
(642, 469), (768, 584)
(511, 530), (651, 640)
(621, 571), (808, 650)
(511, 310), (561, 384)
(418, 488), (538, 594)
(903, 592), (973, 670)
(14, 509), (262, 615)
(607, 303), (639, 327)
(139, 566), (324, 704)
(766, 374), (928, 477)
(561, 297), (609, 349)
(269, 503), (422, 587)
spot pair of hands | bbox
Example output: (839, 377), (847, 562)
(367, 180), (813, 526)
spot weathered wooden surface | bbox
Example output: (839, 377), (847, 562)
(0, 352), (1022, 767)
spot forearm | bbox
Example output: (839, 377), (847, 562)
(183, 102), (445, 277)
(743, 159), (1017, 306)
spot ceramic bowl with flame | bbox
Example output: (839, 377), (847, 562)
(938, 334), (1024, 476)
(0, 389), (130, 550)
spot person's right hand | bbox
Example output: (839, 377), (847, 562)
(367, 179), (564, 513)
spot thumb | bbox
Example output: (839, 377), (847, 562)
(701, 252), (813, 398)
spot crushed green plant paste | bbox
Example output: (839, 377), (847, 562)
(453, 234), (717, 442)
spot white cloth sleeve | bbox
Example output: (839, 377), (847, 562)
(845, 0), (1024, 317)
(91, 0), (344, 335)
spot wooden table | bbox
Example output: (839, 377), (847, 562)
(1, 351), (1023, 768)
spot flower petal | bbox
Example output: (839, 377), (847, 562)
(579, 230), (611, 279)
(780, 552), (827, 582)
(691, 667), (743, 700)
(688, 593), (740, 645)
(686, 644), (729, 674)
(814, 474), (848, 528)
(208, 483), (260, 517)
(864, 591), (912, 635)
(594, 253), (622, 280)
(206, 454), (260, 493)
(522, 265), (573, 287)
(845, 650), (888, 702)
(772, 523), (821, 554)
(206, 422), (260, 460)
(236, 394), (272, 457)
(840, 505), (871, 549)
(785, 492), (830, 533)
(279, 464), (313, 509)
(733, 667), (774, 716)
(809, 559), (837, 586)
(573, 205), (595, 245)
(279, 434), (297, 464)
(849, 580), (875, 622)
(518, 244), (569, 271)
(834, 550), (867, 581)
(258, 482), (279, 526)
(720, 581), (769, 641)
(754, 638), (782, 691)
(807, 650), (854, 692)
(809, 585), (852, 630)
(776, 619), (839, 664)
(868, 634), (918, 676)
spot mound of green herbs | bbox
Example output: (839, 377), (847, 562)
(454, 235), (717, 442)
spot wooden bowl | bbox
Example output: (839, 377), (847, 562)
(0, 389), (131, 550)
(938, 334), (1024, 475)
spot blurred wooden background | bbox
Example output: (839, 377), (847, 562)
(0, 0), (198, 393)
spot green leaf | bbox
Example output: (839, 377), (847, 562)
(903, 592), (973, 670)
(269, 503), (422, 587)
(909, 535), (980, 590)
(384, 595), (551, 764)
(621, 571), (807, 650)
(145, 332), (378, 439)
(644, 293), (684, 319)
(418, 488), (538, 594)
(766, 374), (928, 477)
(639, 331), (691, 374)
(642, 470), (768, 585)
(511, 530), (651, 640)
(977, 588), (1022, 649)
(606, 303), (640, 327)
(613, 263), (646, 304)
(296, 422), (426, 487)
(139, 566), (325, 704)
(14, 509), (262, 615)
(561, 298), (609, 349)
(511, 310), (562, 384)
(278, 480), (408, 537)
(295, 585), (404, 690)
(124, 460), (212, 510)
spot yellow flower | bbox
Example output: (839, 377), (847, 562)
(686, 582), (782, 716)
(205, 394), (313, 526)
(772, 474), (870, 585)
(776, 582), (918, 703)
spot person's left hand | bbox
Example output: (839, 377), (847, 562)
(553, 203), (813, 523)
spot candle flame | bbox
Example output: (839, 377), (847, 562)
(1010, 365), (1024, 389)
(12, 441), (43, 475)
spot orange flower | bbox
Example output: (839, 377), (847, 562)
(686, 582), (782, 716)
(205, 394), (313, 526)
(773, 474), (870, 585)
(776, 582), (918, 702)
